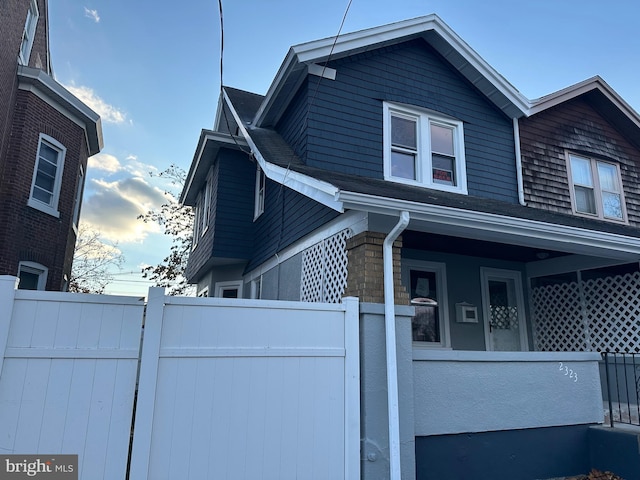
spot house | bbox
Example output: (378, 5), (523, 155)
(0, 0), (102, 291)
(181, 15), (640, 479)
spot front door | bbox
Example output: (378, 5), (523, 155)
(480, 268), (528, 351)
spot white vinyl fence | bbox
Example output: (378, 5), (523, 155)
(0, 277), (360, 480)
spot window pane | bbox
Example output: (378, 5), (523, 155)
(40, 143), (59, 163)
(391, 151), (416, 180)
(432, 154), (455, 185)
(33, 186), (52, 204)
(391, 116), (417, 149)
(409, 270), (440, 343)
(19, 271), (39, 290)
(597, 162), (619, 192)
(430, 124), (454, 156)
(575, 185), (596, 214)
(570, 156), (593, 186)
(602, 192), (623, 219)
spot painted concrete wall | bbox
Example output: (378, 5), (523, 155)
(413, 350), (604, 436)
(360, 303), (416, 480)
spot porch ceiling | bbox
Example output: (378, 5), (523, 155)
(403, 231), (568, 263)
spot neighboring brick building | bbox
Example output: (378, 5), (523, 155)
(0, 0), (102, 290)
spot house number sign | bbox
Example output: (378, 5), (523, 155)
(558, 362), (578, 382)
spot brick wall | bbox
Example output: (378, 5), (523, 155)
(0, 89), (88, 290)
(344, 231), (409, 305)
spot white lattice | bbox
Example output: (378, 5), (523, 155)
(300, 229), (351, 303)
(532, 271), (640, 352)
(582, 273), (640, 352)
(532, 281), (587, 352)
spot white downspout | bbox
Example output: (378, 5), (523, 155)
(513, 117), (526, 206)
(383, 210), (410, 480)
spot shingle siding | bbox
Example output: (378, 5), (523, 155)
(277, 39), (519, 203)
(519, 97), (640, 226)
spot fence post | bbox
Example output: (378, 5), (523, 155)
(342, 296), (361, 480)
(128, 287), (166, 480)
(603, 352), (614, 428)
(0, 276), (19, 379)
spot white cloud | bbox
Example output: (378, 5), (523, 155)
(64, 84), (128, 124)
(81, 177), (168, 243)
(84, 7), (100, 23)
(88, 152), (122, 173)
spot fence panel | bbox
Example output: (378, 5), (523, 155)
(130, 293), (360, 480)
(0, 283), (144, 480)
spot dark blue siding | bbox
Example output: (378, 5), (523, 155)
(279, 39), (519, 203)
(248, 181), (338, 272)
(276, 83), (309, 162)
(212, 149), (255, 259)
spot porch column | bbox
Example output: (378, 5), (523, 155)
(344, 231), (409, 305)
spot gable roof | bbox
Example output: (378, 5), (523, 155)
(529, 76), (640, 149)
(254, 14), (530, 127)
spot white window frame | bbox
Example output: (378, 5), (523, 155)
(251, 276), (262, 299)
(254, 166), (265, 219)
(17, 261), (48, 290)
(18, 0), (39, 65)
(72, 165), (85, 232)
(384, 102), (467, 195)
(28, 134), (66, 217)
(202, 170), (213, 235)
(214, 280), (243, 299)
(566, 152), (627, 223)
(402, 259), (451, 350)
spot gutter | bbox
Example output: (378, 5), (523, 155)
(513, 118), (526, 206)
(383, 210), (410, 480)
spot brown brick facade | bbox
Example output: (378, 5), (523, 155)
(0, 0), (98, 290)
(344, 231), (409, 305)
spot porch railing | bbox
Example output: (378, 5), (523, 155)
(602, 352), (640, 427)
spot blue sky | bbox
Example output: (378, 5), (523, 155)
(47, 0), (640, 296)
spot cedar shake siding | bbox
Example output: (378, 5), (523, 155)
(519, 96), (640, 226)
(276, 39), (518, 204)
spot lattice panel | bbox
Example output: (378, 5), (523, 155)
(582, 272), (640, 352)
(532, 281), (587, 352)
(532, 271), (640, 352)
(300, 229), (351, 303)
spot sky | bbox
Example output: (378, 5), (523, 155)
(47, 0), (640, 297)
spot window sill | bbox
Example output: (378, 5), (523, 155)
(384, 176), (468, 195)
(27, 199), (60, 218)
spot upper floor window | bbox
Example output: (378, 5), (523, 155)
(28, 134), (66, 217)
(19, 0), (39, 65)
(567, 153), (626, 222)
(192, 170), (214, 248)
(254, 166), (265, 219)
(384, 102), (467, 195)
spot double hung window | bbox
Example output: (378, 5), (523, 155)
(384, 102), (467, 194)
(19, 0), (39, 65)
(568, 153), (626, 222)
(254, 166), (265, 219)
(28, 134), (66, 217)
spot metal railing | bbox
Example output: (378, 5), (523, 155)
(602, 352), (640, 427)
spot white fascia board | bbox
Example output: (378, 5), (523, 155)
(222, 88), (343, 213)
(338, 190), (640, 259)
(180, 130), (248, 205)
(17, 65), (103, 154)
(529, 76), (640, 128)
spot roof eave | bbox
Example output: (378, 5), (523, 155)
(337, 190), (640, 261)
(180, 129), (249, 205)
(17, 65), (103, 155)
